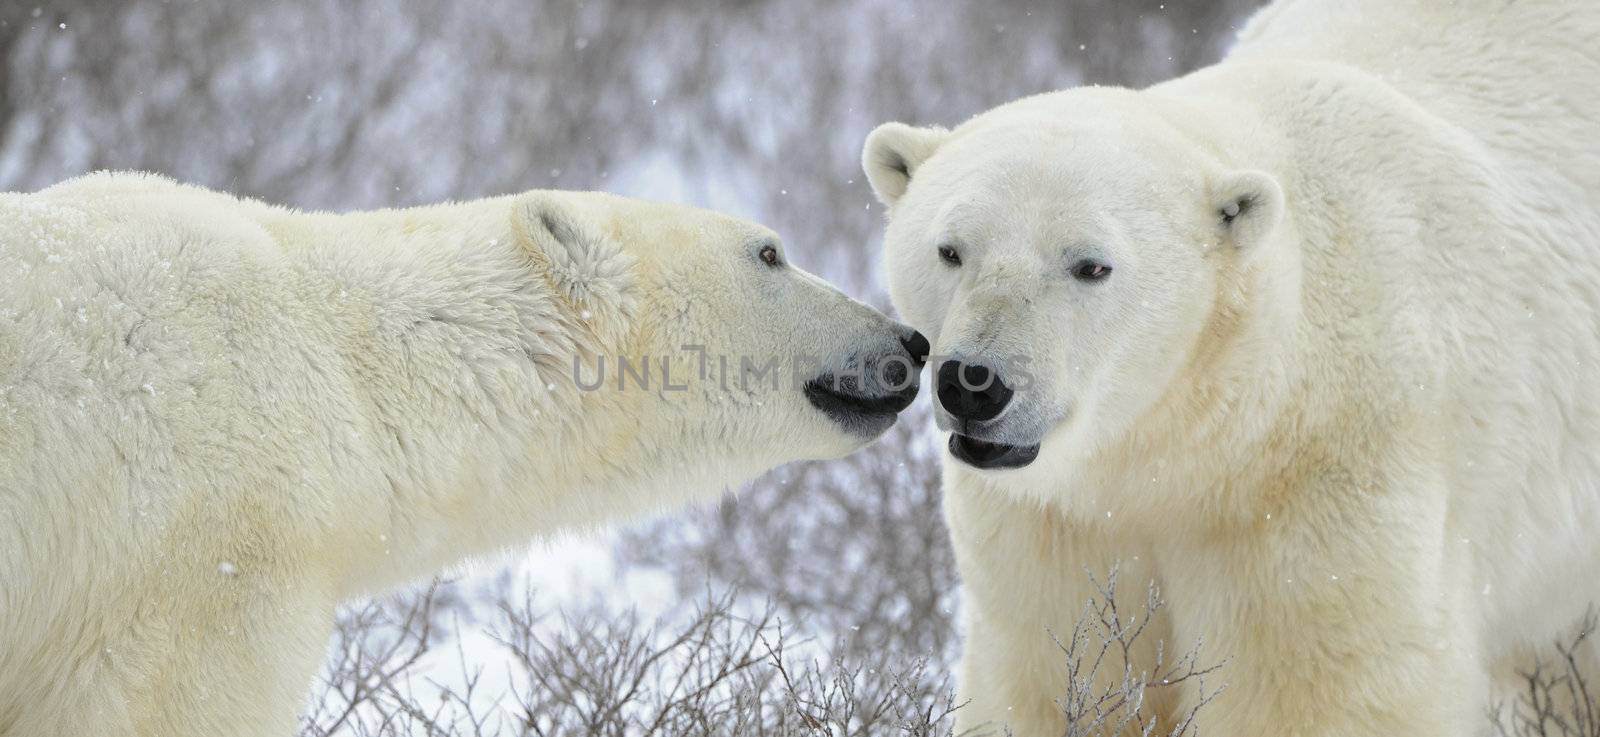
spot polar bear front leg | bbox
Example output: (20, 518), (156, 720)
(130, 581), (336, 737)
(945, 479), (1170, 737)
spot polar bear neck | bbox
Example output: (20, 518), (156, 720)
(269, 200), (718, 596)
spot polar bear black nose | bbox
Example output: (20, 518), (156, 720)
(900, 330), (930, 367)
(937, 360), (1013, 422)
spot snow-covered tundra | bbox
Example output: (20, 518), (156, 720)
(863, 0), (1600, 734)
(0, 172), (926, 737)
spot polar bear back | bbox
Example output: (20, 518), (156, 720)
(1232, 0), (1600, 194)
(1227, 0), (1600, 650)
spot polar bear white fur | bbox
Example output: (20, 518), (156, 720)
(863, 1), (1600, 734)
(0, 172), (924, 737)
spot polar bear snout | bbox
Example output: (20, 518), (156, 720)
(802, 328), (927, 437)
(934, 360), (1042, 470)
(899, 329), (931, 371)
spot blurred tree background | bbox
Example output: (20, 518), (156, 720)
(0, 1), (1262, 732)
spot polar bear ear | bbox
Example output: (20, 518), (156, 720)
(1214, 170), (1285, 251)
(517, 198), (638, 332)
(862, 122), (950, 207)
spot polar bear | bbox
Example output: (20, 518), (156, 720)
(862, 0), (1600, 734)
(0, 171), (926, 737)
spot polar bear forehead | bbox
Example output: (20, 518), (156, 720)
(937, 86), (1220, 181)
(530, 189), (776, 265)
(907, 125), (1199, 236)
(937, 121), (1202, 193)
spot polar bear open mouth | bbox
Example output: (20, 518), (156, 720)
(948, 434), (1041, 470)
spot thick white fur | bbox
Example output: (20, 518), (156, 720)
(864, 1), (1600, 734)
(0, 173), (912, 736)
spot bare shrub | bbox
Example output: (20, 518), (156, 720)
(617, 406), (958, 663)
(1494, 611), (1600, 737)
(1042, 570), (1221, 737)
(296, 581), (968, 737)
(300, 582), (469, 737)
(490, 588), (777, 736)
(296, 568), (1231, 737)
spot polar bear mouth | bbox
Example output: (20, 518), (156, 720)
(948, 434), (1041, 470)
(803, 375), (916, 436)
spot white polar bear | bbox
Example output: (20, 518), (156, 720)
(862, 0), (1600, 734)
(0, 172), (926, 737)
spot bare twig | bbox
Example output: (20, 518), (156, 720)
(1494, 609), (1600, 737)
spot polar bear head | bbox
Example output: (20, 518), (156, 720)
(517, 192), (927, 486)
(861, 89), (1286, 479)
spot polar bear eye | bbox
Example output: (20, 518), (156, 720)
(938, 244), (962, 266)
(1072, 259), (1112, 282)
(758, 244), (782, 267)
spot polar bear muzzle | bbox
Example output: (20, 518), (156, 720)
(802, 329), (928, 436)
(933, 360), (1042, 469)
